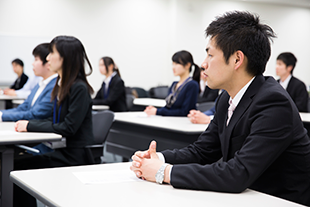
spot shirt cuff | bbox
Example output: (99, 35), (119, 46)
(157, 152), (172, 183)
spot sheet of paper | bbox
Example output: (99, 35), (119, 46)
(73, 169), (142, 185)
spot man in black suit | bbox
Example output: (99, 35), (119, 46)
(276, 52), (308, 112)
(130, 11), (310, 206)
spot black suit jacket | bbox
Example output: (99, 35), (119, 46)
(10, 72), (28, 90)
(27, 80), (94, 166)
(197, 86), (219, 103)
(93, 75), (127, 112)
(277, 76), (308, 112)
(162, 75), (310, 206)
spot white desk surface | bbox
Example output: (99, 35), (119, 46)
(0, 122), (62, 144)
(133, 98), (166, 107)
(10, 162), (304, 207)
(115, 112), (208, 133)
(0, 94), (25, 100)
(92, 105), (109, 110)
(299, 112), (310, 123)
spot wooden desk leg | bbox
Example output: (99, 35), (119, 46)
(0, 146), (14, 207)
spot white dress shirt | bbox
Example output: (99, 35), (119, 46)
(31, 74), (58, 106)
(15, 75), (43, 98)
(279, 74), (292, 90)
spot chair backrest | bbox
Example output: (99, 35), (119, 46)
(149, 86), (169, 99)
(92, 110), (114, 145)
(126, 94), (135, 111)
(196, 101), (215, 112)
(132, 87), (149, 98)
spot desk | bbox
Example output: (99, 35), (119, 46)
(133, 98), (166, 107)
(10, 162), (304, 207)
(0, 122), (62, 207)
(0, 95), (25, 101)
(106, 112), (207, 159)
(92, 105), (109, 111)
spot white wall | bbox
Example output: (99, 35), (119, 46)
(0, 0), (310, 91)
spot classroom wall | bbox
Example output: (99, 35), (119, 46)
(0, 0), (310, 91)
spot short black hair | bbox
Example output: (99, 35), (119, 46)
(277, 52), (297, 74)
(11, 58), (24, 67)
(32, 43), (49, 65)
(205, 11), (276, 76)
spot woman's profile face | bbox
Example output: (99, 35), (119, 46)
(46, 45), (63, 74)
(172, 62), (187, 77)
(99, 59), (107, 75)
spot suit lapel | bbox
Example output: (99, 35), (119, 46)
(222, 75), (265, 160)
(27, 84), (40, 108)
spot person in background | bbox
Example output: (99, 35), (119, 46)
(93, 56), (127, 112)
(0, 43), (57, 122)
(4, 75), (42, 98)
(187, 105), (214, 124)
(276, 52), (308, 112)
(144, 50), (200, 116)
(130, 11), (310, 206)
(14, 36), (95, 207)
(3, 58), (28, 109)
(197, 67), (218, 103)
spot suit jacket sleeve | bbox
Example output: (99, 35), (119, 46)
(156, 81), (199, 116)
(27, 82), (91, 137)
(162, 90), (295, 193)
(1, 82), (54, 122)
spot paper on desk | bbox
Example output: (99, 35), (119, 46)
(73, 169), (142, 184)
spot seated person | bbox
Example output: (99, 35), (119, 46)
(0, 43), (57, 122)
(4, 75), (42, 98)
(93, 56), (127, 112)
(131, 11), (310, 206)
(198, 67), (218, 103)
(276, 52), (308, 112)
(144, 50), (199, 116)
(4, 58), (28, 109)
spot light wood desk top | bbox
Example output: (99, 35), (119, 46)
(114, 112), (207, 133)
(133, 98), (166, 107)
(10, 162), (304, 207)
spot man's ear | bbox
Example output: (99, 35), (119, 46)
(287, 65), (293, 73)
(234, 50), (245, 70)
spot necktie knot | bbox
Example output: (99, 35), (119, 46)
(227, 100), (236, 126)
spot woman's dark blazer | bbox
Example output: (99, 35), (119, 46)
(26, 80), (94, 166)
(93, 74), (127, 112)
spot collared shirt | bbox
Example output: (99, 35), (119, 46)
(31, 74), (58, 106)
(15, 75), (43, 98)
(104, 71), (117, 93)
(279, 74), (292, 90)
(229, 76), (255, 110)
(200, 80), (207, 96)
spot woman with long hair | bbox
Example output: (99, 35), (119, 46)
(93, 56), (127, 112)
(14, 35), (94, 207)
(144, 50), (200, 116)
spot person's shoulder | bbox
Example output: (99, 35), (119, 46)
(71, 80), (88, 91)
(187, 79), (199, 87)
(290, 76), (306, 86)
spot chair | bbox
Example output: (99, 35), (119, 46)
(85, 110), (114, 164)
(126, 94), (135, 111)
(149, 86), (169, 99)
(131, 87), (149, 98)
(196, 101), (215, 112)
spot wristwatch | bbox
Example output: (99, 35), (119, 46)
(155, 163), (168, 184)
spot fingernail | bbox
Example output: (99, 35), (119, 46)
(135, 163), (139, 167)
